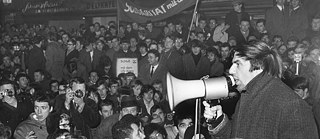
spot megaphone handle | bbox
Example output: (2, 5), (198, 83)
(205, 99), (220, 122)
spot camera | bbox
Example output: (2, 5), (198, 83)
(74, 90), (84, 98)
(294, 53), (302, 62)
(0, 89), (14, 97)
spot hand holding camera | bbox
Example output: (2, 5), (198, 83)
(0, 89), (14, 100)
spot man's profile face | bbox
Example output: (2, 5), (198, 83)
(34, 101), (52, 121)
(177, 118), (193, 139)
(229, 53), (257, 91)
(122, 106), (138, 116)
(100, 105), (113, 119)
(130, 123), (145, 139)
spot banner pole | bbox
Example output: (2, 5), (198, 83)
(187, 0), (200, 43)
(117, 1), (120, 33)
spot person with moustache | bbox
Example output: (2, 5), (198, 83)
(203, 41), (318, 138)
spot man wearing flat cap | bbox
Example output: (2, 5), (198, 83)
(94, 96), (140, 139)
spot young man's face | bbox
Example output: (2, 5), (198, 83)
(199, 20), (206, 29)
(177, 118), (193, 139)
(287, 41), (297, 49)
(34, 72), (44, 82)
(197, 33), (205, 42)
(130, 38), (137, 47)
(273, 37), (283, 48)
(151, 108), (165, 124)
(164, 37), (174, 50)
(130, 123), (145, 139)
(207, 52), (216, 62)
(98, 84), (108, 99)
(50, 82), (59, 93)
(152, 84), (162, 93)
(192, 47), (201, 55)
(34, 101), (52, 121)
(256, 22), (265, 33)
(221, 47), (230, 59)
(143, 90), (154, 102)
(148, 53), (159, 66)
(100, 105), (113, 119)
(209, 19), (217, 29)
(240, 21), (250, 32)
(122, 43), (130, 51)
(110, 83), (119, 95)
(89, 72), (99, 83)
(18, 77), (29, 88)
(229, 53), (258, 92)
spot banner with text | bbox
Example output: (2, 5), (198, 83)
(117, 0), (196, 23)
(116, 58), (138, 77)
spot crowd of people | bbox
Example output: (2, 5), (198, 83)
(0, 0), (320, 138)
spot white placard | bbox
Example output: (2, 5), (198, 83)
(116, 58), (138, 76)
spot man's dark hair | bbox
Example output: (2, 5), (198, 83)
(108, 79), (119, 87)
(70, 77), (86, 85)
(256, 19), (266, 26)
(112, 114), (142, 139)
(99, 99), (114, 111)
(206, 47), (220, 57)
(140, 85), (155, 97)
(234, 41), (283, 78)
(33, 92), (54, 107)
(15, 73), (29, 83)
(34, 69), (45, 76)
(150, 104), (163, 115)
(288, 76), (309, 90)
(144, 123), (167, 139)
(50, 80), (59, 86)
(137, 42), (148, 49)
(147, 49), (160, 60)
(0, 79), (14, 87)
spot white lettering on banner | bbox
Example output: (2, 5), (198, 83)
(123, 0), (183, 17)
(22, 1), (61, 13)
(117, 58), (138, 77)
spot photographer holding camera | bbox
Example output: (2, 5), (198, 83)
(0, 79), (33, 137)
(48, 77), (100, 139)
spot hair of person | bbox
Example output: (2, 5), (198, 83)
(189, 39), (202, 48)
(34, 69), (45, 76)
(48, 32), (57, 41)
(33, 92), (54, 107)
(99, 99), (114, 111)
(240, 18), (250, 24)
(233, 41), (283, 78)
(32, 36), (44, 45)
(112, 114), (142, 139)
(221, 43), (231, 49)
(151, 80), (162, 86)
(96, 79), (108, 88)
(50, 80), (59, 86)
(288, 76), (309, 90)
(173, 109), (194, 126)
(109, 25), (116, 30)
(144, 123), (167, 139)
(137, 42), (148, 49)
(256, 19), (266, 25)
(130, 79), (143, 87)
(206, 46), (220, 57)
(148, 49), (161, 59)
(272, 35), (283, 41)
(165, 35), (176, 41)
(125, 72), (136, 78)
(150, 104), (163, 115)
(68, 38), (77, 45)
(287, 36), (299, 43)
(108, 78), (119, 87)
(48, 129), (69, 139)
(15, 73), (29, 83)
(70, 77), (85, 84)
(89, 70), (99, 76)
(140, 84), (155, 96)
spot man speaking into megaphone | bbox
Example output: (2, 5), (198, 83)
(203, 41), (318, 138)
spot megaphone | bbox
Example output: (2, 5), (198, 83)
(167, 73), (235, 110)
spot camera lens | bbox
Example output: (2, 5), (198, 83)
(75, 90), (83, 98)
